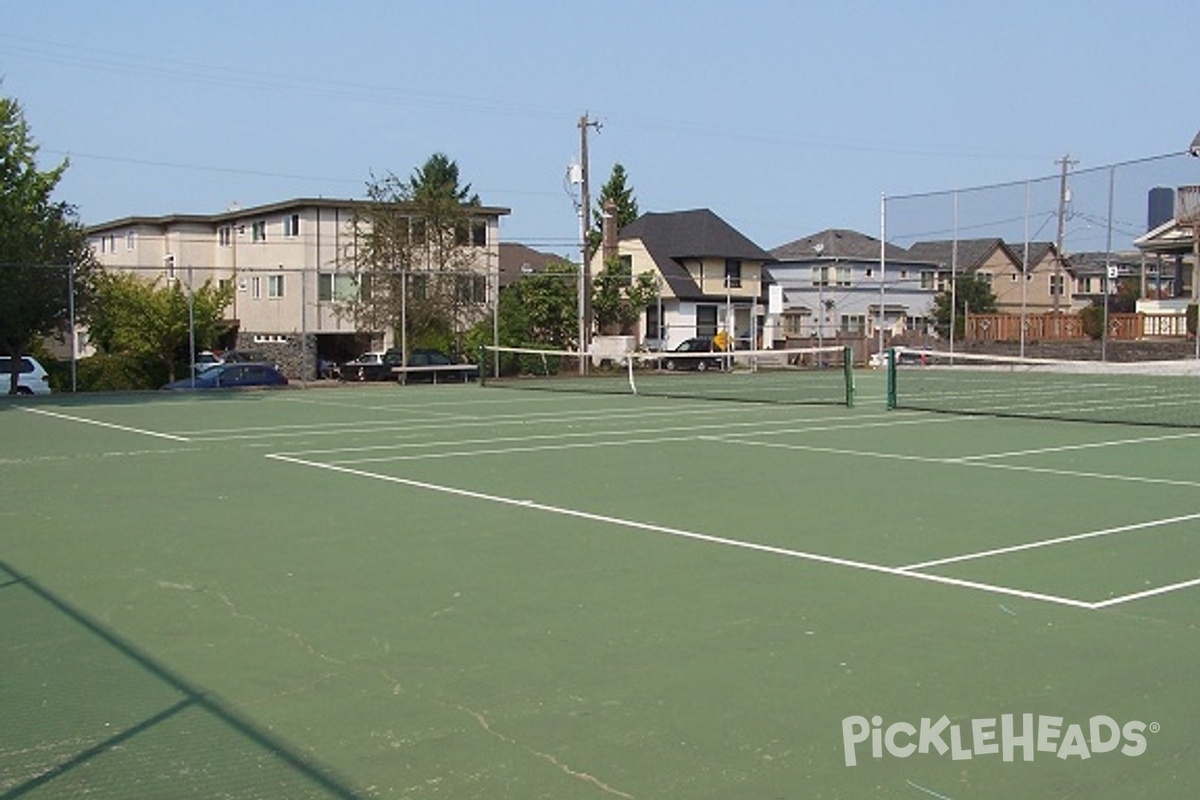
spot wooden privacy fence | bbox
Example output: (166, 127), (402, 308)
(965, 312), (1189, 341)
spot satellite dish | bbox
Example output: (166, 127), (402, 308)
(812, 242), (825, 255)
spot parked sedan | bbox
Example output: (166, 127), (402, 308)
(162, 363), (288, 390)
(340, 350), (401, 382)
(661, 338), (726, 372)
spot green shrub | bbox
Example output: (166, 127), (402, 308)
(1079, 305), (1104, 340)
(43, 354), (169, 392)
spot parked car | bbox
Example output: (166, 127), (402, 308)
(0, 355), (51, 395)
(403, 349), (479, 383)
(161, 363), (288, 390)
(869, 349), (933, 368)
(340, 350), (399, 381)
(342, 349), (479, 383)
(192, 350), (225, 375)
(661, 338), (725, 372)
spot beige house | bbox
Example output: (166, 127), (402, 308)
(905, 238), (1065, 315)
(87, 198), (509, 376)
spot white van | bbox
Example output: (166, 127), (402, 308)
(0, 356), (52, 395)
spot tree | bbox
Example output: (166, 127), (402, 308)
(465, 260), (579, 374)
(0, 92), (98, 393)
(592, 257), (659, 335)
(931, 273), (997, 339)
(587, 163), (639, 256)
(89, 272), (233, 382)
(347, 153), (486, 355)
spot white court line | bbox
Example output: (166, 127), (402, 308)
(21, 408), (190, 441)
(1092, 576), (1200, 608)
(901, 511), (1200, 570)
(264, 453), (1093, 610)
(178, 402), (815, 440)
(708, 435), (1200, 488)
(952, 430), (1200, 462)
(279, 412), (943, 461)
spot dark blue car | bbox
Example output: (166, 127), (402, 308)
(162, 363), (288, 390)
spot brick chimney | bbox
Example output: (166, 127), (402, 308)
(602, 200), (619, 264)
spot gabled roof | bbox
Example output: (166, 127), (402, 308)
(498, 242), (565, 287)
(619, 209), (772, 300)
(905, 237), (1018, 271)
(770, 229), (909, 261)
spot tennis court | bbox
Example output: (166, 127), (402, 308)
(3, 365), (1199, 799)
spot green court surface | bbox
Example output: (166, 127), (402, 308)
(3, 372), (1199, 799)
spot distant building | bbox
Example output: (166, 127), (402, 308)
(87, 197), (509, 376)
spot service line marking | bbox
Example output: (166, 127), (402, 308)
(901, 511), (1200, 570)
(21, 408), (190, 441)
(265, 453), (1093, 610)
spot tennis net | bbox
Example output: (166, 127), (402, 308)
(886, 346), (1200, 427)
(480, 344), (855, 406)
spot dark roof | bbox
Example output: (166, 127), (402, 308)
(619, 209), (772, 300)
(497, 242), (567, 287)
(770, 229), (909, 261)
(905, 238), (1017, 271)
(86, 197), (511, 233)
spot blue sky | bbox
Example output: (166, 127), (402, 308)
(3, 0), (1198, 258)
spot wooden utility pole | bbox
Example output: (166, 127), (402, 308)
(1052, 154), (1076, 318)
(578, 113), (601, 358)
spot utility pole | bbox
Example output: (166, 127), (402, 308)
(578, 113), (601, 365)
(1052, 154), (1076, 322)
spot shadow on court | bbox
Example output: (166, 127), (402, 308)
(0, 560), (363, 800)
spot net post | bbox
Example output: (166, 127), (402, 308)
(843, 345), (855, 407)
(885, 348), (897, 409)
(477, 345), (487, 387)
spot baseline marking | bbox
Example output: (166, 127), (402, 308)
(265, 453), (1093, 610)
(21, 408), (190, 442)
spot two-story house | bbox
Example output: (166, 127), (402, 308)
(592, 208), (774, 350)
(769, 229), (937, 346)
(87, 197), (509, 376)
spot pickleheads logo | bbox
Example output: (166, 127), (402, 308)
(842, 714), (1157, 767)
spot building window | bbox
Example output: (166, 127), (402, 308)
(218, 225), (232, 247)
(472, 221), (487, 247)
(840, 314), (865, 334)
(1050, 274), (1065, 296)
(251, 276), (262, 299)
(252, 221), (267, 242)
(455, 274), (487, 304)
(284, 214), (300, 237)
(812, 266), (829, 287)
(318, 272), (357, 302)
(921, 271), (935, 289)
(724, 259), (742, 289)
(645, 303), (664, 342)
(782, 312), (806, 336)
(836, 266), (851, 287)
(979, 271), (994, 286)
(267, 274), (284, 298)
(125, 231), (135, 250)
(696, 304), (718, 336)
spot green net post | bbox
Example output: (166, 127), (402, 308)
(885, 348), (897, 409)
(843, 345), (855, 407)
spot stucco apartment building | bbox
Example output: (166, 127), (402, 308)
(87, 197), (509, 376)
